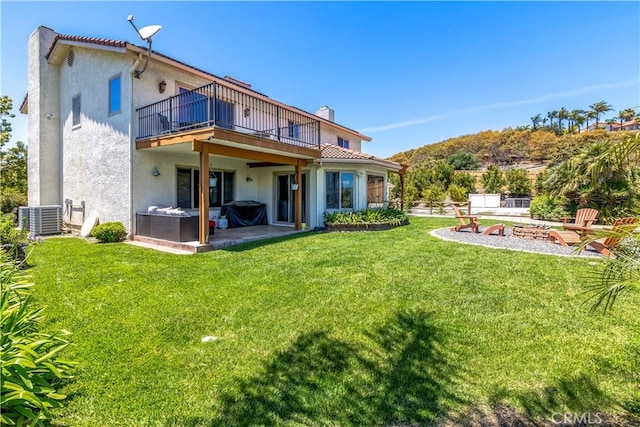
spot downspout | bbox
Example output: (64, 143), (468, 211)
(128, 59), (135, 239)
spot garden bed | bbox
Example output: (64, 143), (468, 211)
(323, 208), (409, 232)
(325, 218), (409, 232)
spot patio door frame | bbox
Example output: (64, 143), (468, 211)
(274, 172), (307, 226)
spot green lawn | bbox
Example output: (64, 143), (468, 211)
(27, 217), (640, 426)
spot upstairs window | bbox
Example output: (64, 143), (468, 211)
(72, 94), (81, 127)
(338, 136), (349, 149)
(108, 74), (121, 115)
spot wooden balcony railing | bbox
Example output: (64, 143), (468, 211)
(136, 82), (321, 149)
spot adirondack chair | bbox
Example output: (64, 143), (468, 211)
(562, 208), (599, 235)
(451, 204), (480, 233)
(587, 217), (640, 257)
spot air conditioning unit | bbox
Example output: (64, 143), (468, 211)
(18, 206), (30, 230)
(29, 205), (62, 236)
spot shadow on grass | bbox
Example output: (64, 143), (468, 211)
(167, 308), (467, 426)
(218, 230), (316, 253)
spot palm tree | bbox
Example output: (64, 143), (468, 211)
(542, 117), (548, 127)
(569, 109), (585, 131)
(530, 114), (542, 129)
(574, 114), (586, 133)
(589, 100), (614, 128)
(558, 107), (569, 130)
(547, 111), (556, 128)
(581, 134), (640, 311)
(619, 108), (636, 129)
(585, 111), (597, 131)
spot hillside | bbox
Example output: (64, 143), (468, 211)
(388, 128), (635, 168)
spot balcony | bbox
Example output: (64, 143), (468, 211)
(136, 82), (321, 150)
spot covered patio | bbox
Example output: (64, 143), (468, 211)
(132, 224), (307, 253)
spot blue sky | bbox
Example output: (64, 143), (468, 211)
(1, 1), (639, 158)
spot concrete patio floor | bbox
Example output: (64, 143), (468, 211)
(130, 225), (307, 254)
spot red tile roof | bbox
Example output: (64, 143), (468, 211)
(45, 34), (128, 59)
(320, 144), (400, 169)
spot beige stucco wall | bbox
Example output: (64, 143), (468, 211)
(27, 27), (61, 207)
(319, 123), (362, 152)
(58, 47), (133, 228)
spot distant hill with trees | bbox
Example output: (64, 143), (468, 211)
(386, 101), (639, 218)
(389, 128), (635, 169)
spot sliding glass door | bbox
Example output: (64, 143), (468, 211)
(276, 173), (307, 224)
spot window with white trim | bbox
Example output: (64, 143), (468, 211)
(367, 175), (385, 207)
(177, 168), (235, 208)
(326, 171), (354, 209)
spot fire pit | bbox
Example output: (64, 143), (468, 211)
(512, 225), (551, 241)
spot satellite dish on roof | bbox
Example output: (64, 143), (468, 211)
(138, 25), (162, 41)
(126, 15), (162, 78)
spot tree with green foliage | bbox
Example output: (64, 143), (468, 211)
(421, 184), (445, 203)
(481, 165), (505, 194)
(542, 136), (640, 223)
(0, 97), (28, 214)
(447, 184), (468, 203)
(504, 168), (532, 197)
(582, 133), (640, 311)
(589, 100), (614, 128)
(446, 151), (478, 170)
(0, 95), (15, 149)
(451, 172), (476, 194)
(530, 114), (542, 129)
(618, 108), (636, 127)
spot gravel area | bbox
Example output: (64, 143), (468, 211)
(432, 226), (603, 258)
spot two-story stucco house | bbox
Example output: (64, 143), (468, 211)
(22, 26), (403, 250)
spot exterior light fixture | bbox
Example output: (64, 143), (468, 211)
(244, 107), (250, 117)
(159, 79), (167, 93)
(151, 166), (160, 176)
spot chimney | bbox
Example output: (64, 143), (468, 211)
(315, 106), (335, 122)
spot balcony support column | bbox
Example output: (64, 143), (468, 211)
(196, 141), (211, 244)
(294, 159), (302, 230)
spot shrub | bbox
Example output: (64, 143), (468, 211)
(505, 168), (532, 197)
(447, 184), (468, 203)
(529, 195), (569, 220)
(482, 165), (506, 194)
(91, 222), (126, 243)
(324, 208), (408, 226)
(451, 172), (477, 194)
(421, 185), (445, 203)
(0, 188), (27, 215)
(0, 251), (76, 425)
(0, 213), (28, 246)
